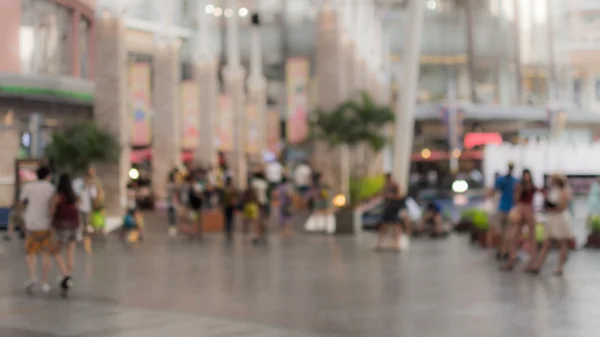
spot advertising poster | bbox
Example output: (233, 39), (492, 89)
(219, 94), (233, 151)
(267, 108), (281, 154)
(129, 62), (152, 146)
(180, 81), (199, 149)
(246, 103), (260, 155)
(286, 58), (310, 144)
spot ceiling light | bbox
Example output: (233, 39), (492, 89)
(238, 7), (249, 17)
(224, 8), (233, 17)
(213, 7), (223, 17)
(426, 0), (436, 10)
(205, 4), (215, 14)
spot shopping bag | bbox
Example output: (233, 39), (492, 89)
(90, 210), (105, 231)
(305, 214), (317, 231)
(405, 197), (422, 221)
(399, 235), (410, 251)
(325, 214), (336, 234)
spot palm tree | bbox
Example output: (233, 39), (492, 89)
(310, 91), (394, 204)
(45, 122), (121, 174)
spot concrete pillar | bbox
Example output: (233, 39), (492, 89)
(152, 0), (181, 200)
(247, 6), (268, 158)
(223, 0), (247, 188)
(314, 3), (343, 191)
(393, 0), (425, 193)
(195, 0), (218, 166)
(94, 14), (130, 217)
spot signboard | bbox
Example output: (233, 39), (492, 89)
(246, 103), (260, 155)
(267, 108), (281, 154)
(129, 62), (152, 146)
(180, 81), (199, 149)
(218, 94), (233, 151)
(286, 58), (310, 144)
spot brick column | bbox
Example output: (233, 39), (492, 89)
(94, 16), (130, 217)
(152, 43), (181, 200)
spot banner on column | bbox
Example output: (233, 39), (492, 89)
(218, 94), (233, 151)
(129, 62), (152, 146)
(267, 108), (280, 154)
(246, 103), (260, 155)
(180, 81), (199, 150)
(286, 57), (310, 144)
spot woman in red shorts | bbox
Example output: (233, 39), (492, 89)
(503, 169), (538, 270)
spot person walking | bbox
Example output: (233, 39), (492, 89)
(375, 173), (409, 251)
(526, 174), (573, 276)
(489, 162), (517, 260)
(73, 168), (99, 252)
(51, 173), (80, 277)
(221, 177), (238, 242)
(20, 166), (72, 294)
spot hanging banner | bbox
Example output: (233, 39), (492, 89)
(246, 103), (260, 155)
(286, 57), (310, 144)
(129, 62), (152, 146)
(218, 94), (233, 151)
(267, 108), (280, 154)
(180, 81), (199, 149)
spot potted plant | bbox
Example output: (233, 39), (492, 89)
(45, 122), (120, 175)
(309, 91), (395, 234)
(585, 215), (600, 248)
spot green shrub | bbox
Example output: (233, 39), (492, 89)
(350, 175), (385, 204)
(472, 210), (489, 231)
(590, 215), (600, 233)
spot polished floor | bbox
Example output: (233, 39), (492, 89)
(0, 212), (599, 337)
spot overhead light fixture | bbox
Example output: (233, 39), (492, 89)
(213, 7), (223, 17)
(426, 0), (436, 10)
(224, 8), (233, 17)
(205, 4), (215, 14)
(238, 7), (249, 17)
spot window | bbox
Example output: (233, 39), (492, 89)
(79, 18), (90, 78)
(20, 0), (73, 76)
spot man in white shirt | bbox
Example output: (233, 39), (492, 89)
(72, 172), (98, 240)
(293, 161), (312, 196)
(20, 166), (72, 293)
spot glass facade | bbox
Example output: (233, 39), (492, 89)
(21, 0), (72, 76)
(20, 0), (92, 79)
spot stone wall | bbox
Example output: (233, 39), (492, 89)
(0, 127), (20, 207)
(152, 43), (181, 200)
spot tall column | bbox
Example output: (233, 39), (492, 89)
(152, 0), (181, 200)
(314, 2), (343, 190)
(195, 0), (218, 166)
(247, 6), (268, 159)
(393, 0), (425, 193)
(223, 0), (247, 188)
(94, 11), (130, 217)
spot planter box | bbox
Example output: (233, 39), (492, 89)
(333, 206), (355, 235)
(585, 232), (600, 248)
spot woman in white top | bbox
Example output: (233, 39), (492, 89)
(527, 174), (572, 276)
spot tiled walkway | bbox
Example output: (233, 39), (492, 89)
(1, 213), (599, 337)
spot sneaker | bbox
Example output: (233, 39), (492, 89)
(39, 282), (51, 293)
(24, 279), (38, 293)
(60, 276), (73, 291)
